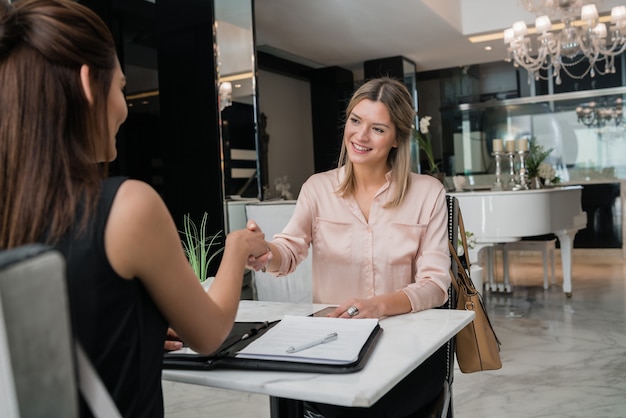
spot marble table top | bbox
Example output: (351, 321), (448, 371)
(162, 300), (474, 408)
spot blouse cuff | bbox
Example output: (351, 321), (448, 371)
(403, 280), (449, 312)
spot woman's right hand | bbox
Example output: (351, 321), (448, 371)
(224, 220), (268, 262)
(245, 220), (272, 271)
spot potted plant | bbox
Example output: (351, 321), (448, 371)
(180, 212), (224, 288)
(412, 115), (443, 180)
(526, 138), (560, 187)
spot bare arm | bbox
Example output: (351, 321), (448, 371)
(105, 180), (267, 354)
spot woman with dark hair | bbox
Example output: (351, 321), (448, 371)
(249, 77), (451, 417)
(0, 1), (267, 416)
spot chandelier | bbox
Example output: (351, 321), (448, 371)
(504, 0), (626, 84)
(575, 97), (625, 127)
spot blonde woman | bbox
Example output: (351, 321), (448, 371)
(248, 77), (451, 417)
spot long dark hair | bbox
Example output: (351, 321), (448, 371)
(0, 0), (117, 248)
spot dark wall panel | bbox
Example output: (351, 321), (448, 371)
(156, 0), (225, 244)
(308, 67), (354, 173)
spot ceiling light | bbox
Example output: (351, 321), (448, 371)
(504, 0), (626, 84)
(576, 97), (625, 128)
(125, 90), (159, 101)
(219, 72), (254, 83)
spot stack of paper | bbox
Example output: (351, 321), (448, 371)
(236, 315), (379, 365)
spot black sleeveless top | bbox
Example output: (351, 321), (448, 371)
(54, 177), (168, 417)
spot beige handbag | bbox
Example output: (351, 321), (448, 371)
(448, 210), (502, 373)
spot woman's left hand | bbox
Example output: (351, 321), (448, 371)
(164, 327), (183, 351)
(330, 299), (382, 319)
(331, 291), (412, 319)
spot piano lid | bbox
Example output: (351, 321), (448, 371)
(448, 186), (587, 243)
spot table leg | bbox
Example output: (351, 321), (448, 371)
(270, 396), (304, 418)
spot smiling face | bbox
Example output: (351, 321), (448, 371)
(344, 98), (398, 171)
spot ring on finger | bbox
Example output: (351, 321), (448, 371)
(347, 305), (359, 317)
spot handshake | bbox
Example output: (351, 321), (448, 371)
(242, 220), (273, 273)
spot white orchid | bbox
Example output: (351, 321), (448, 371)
(413, 116), (439, 174)
(419, 116), (432, 134)
(457, 231), (476, 257)
(274, 175), (294, 200)
(537, 162), (556, 181)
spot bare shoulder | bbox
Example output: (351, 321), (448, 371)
(113, 179), (164, 211)
(109, 179), (174, 239)
(106, 179), (180, 279)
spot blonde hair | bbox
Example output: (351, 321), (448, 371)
(336, 77), (415, 208)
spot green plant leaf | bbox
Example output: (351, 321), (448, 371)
(526, 137), (553, 178)
(181, 212), (224, 282)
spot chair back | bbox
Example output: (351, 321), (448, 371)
(422, 195), (459, 418)
(412, 196), (460, 418)
(0, 244), (78, 418)
(445, 196), (459, 381)
(245, 202), (313, 302)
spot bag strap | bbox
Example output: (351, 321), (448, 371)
(448, 240), (476, 295)
(449, 206), (475, 293)
(75, 341), (122, 418)
(457, 208), (471, 271)
(448, 241), (502, 349)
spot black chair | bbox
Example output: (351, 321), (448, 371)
(410, 195), (459, 418)
(274, 196), (461, 418)
(0, 244), (79, 417)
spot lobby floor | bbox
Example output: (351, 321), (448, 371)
(163, 252), (626, 418)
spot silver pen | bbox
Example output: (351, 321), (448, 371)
(286, 332), (338, 353)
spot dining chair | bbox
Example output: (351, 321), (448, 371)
(410, 195), (459, 418)
(0, 244), (79, 418)
(257, 196), (461, 418)
(244, 201), (313, 303)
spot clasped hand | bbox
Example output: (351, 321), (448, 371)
(244, 220), (272, 272)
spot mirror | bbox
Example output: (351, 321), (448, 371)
(444, 86), (626, 180)
(215, 0), (261, 200)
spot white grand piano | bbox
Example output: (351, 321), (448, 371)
(448, 186), (587, 297)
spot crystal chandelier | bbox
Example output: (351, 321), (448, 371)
(504, 0), (626, 84)
(576, 97), (625, 127)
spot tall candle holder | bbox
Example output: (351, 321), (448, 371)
(506, 151), (517, 189)
(492, 151), (504, 190)
(516, 150), (530, 190)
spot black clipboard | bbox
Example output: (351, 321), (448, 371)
(163, 320), (383, 374)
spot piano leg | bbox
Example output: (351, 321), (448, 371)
(485, 246), (499, 292)
(470, 244), (493, 293)
(555, 230), (576, 298)
(501, 244), (512, 293)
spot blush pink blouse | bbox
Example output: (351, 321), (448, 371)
(269, 167), (451, 312)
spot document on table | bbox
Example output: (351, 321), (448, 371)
(236, 315), (379, 365)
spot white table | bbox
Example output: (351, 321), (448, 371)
(162, 300), (475, 416)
